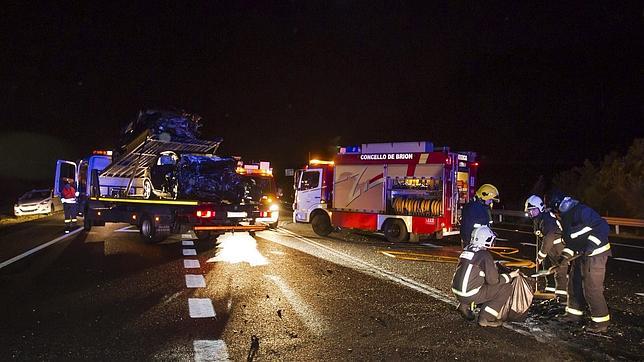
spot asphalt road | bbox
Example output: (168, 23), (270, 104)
(0, 213), (642, 360)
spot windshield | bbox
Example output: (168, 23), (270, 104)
(21, 190), (50, 200)
(246, 175), (276, 194)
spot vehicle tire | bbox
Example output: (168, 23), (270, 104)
(140, 215), (167, 243)
(143, 179), (153, 199)
(384, 218), (409, 243)
(83, 215), (93, 232)
(311, 212), (333, 236)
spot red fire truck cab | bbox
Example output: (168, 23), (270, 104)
(293, 142), (478, 242)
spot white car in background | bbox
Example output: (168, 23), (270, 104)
(14, 189), (62, 216)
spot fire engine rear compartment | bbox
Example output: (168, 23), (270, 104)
(327, 146), (476, 242)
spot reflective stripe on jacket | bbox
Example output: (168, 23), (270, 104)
(451, 249), (511, 297)
(560, 203), (611, 257)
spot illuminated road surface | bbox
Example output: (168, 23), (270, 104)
(0, 214), (642, 360)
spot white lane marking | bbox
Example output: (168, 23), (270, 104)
(611, 242), (644, 250)
(636, 293), (644, 297)
(420, 242), (442, 248)
(182, 233), (194, 239)
(266, 275), (326, 336)
(193, 340), (230, 361)
(184, 259), (201, 268)
(185, 274), (207, 288)
(521, 242), (536, 247)
(188, 298), (216, 318)
(183, 249), (197, 256)
(613, 257), (644, 265)
(0, 228), (83, 270)
(115, 225), (139, 233)
(182, 240), (195, 246)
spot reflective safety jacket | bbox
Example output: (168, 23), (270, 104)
(451, 249), (512, 298)
(533, 211), (564, 260)
(61, 185), (77, 204)
(460, 197), (492, 248)
(560, 202), (611, 258)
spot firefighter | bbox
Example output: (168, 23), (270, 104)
(452, 226), (520, 327)
(61, 178), (78, 233)
(548, 191), (611, 333)
(524, 195), (568, 301)
(460, 184), (499, 249)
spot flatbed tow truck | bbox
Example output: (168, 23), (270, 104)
(55, 130), (267, 243)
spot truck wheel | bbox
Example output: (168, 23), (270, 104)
(384, 219), (409, 243)
(140, 215), (167, 243)
(311, 213), (333, 236)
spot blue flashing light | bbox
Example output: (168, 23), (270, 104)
(339, 145), (361, 154)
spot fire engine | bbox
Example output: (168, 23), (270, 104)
(293, 142), (478, 242)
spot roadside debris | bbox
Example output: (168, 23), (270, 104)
(247, 335), (260, 361)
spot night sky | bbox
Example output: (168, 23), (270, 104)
(1, 2), (642, 208)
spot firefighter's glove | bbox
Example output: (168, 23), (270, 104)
(557, 254), (571, 265)
(509, 269), (520, 279)
(534, 230), (543, 238)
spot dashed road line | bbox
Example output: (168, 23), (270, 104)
(613, 257), (644, 265)
(188, 298), (216, 318)
(182, 240), (195, 246)
(636, 293), (644, 297)
(184, 259), (201, 268)
(193, 340), (230, 361)
(0, 227), (83, 270)
(182, 233), (194, 239)
(183, 249), (197, 256)
(185, 274), (206, 288)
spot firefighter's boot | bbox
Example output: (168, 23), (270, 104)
(585, 321), (609, 333)
(456, 303), (475, 321)
(557, 313), (582, 324)
(477, 317), (503, 328)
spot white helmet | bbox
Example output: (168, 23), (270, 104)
(524, 195), (544, 212)
(470, 226), (496, 250)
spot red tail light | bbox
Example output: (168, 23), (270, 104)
(196, 210), (215, 218)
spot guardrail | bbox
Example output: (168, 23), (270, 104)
(491, 210), (644, 235)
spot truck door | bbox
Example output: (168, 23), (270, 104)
(54, 160), (77, 197)
(294, 169), (323, 222)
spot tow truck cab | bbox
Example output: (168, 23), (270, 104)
(237, 161), (280, 228)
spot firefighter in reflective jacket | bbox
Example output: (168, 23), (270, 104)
(61, 178), (78, 233)
(452, 226), (520, 327)
(525, 195), (568, 300)
(549, 192), (611, 333)
(460, 184), (499, 249)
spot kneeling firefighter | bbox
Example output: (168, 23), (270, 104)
(525, 195), (568, 301)
(452, 226), (520, 327)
